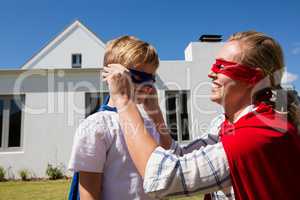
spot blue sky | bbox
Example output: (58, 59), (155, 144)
(0, 0), (299, 91)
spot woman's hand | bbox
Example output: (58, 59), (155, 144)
(142, 86), (173, 149)
(102, 64), (133, 107)
(142, 86), (160, 116)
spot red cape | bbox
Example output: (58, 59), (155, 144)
(220, 103), (300, 200)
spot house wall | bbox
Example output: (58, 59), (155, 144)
(0, 92), (84, 178)
(0, 69), (106, 178)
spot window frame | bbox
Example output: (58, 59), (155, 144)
(165, 90), (191, 143)
(0, 95), (25, 152)
(71, 53), (82, 68)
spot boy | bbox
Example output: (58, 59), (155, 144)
(68, 36), (163, 200)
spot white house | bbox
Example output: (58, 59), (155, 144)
(0, 20), (223, 178)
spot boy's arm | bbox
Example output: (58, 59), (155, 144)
(68, 115), (112, 200)
(79, 172), (102, 200)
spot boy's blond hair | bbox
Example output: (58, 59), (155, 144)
(103, 36), (159, 69)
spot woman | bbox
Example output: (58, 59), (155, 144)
(103, 31), (300, 200)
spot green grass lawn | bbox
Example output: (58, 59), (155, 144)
(0, 180), (70, 200)
(0, 179), (203, 200)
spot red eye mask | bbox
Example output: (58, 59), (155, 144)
(209, 59), (265, 85)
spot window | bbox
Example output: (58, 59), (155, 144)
(0, 95), (25, 151)
(85, 92), (109, 117)
(165, 91), (190, 142)
(72, 54), (82, 68)
(8, 99), (23, 147)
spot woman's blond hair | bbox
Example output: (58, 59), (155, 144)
(103, 35), (159, 69)
(229, 31), (300, 131)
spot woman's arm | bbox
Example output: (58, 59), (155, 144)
(116, 98), (159, 176)
(115, 99), (231, 188)
(143, 91), (222, 155)
(142, 143), (231, 198)
(103, 64), (231, 198)
(117, 99), (231, 198)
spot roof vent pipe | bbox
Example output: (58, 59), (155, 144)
(199, 35), (222, 42)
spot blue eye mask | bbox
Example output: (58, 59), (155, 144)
(129, 68), (156, 84)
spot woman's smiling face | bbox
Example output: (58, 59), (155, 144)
(208, 41), (252, 106)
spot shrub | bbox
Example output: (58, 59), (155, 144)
(0, 166), (6, 181)
(18, 169), (31, 181)
(46, 164), (64, 180)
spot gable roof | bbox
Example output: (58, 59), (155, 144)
(21, 20), (106, 69)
